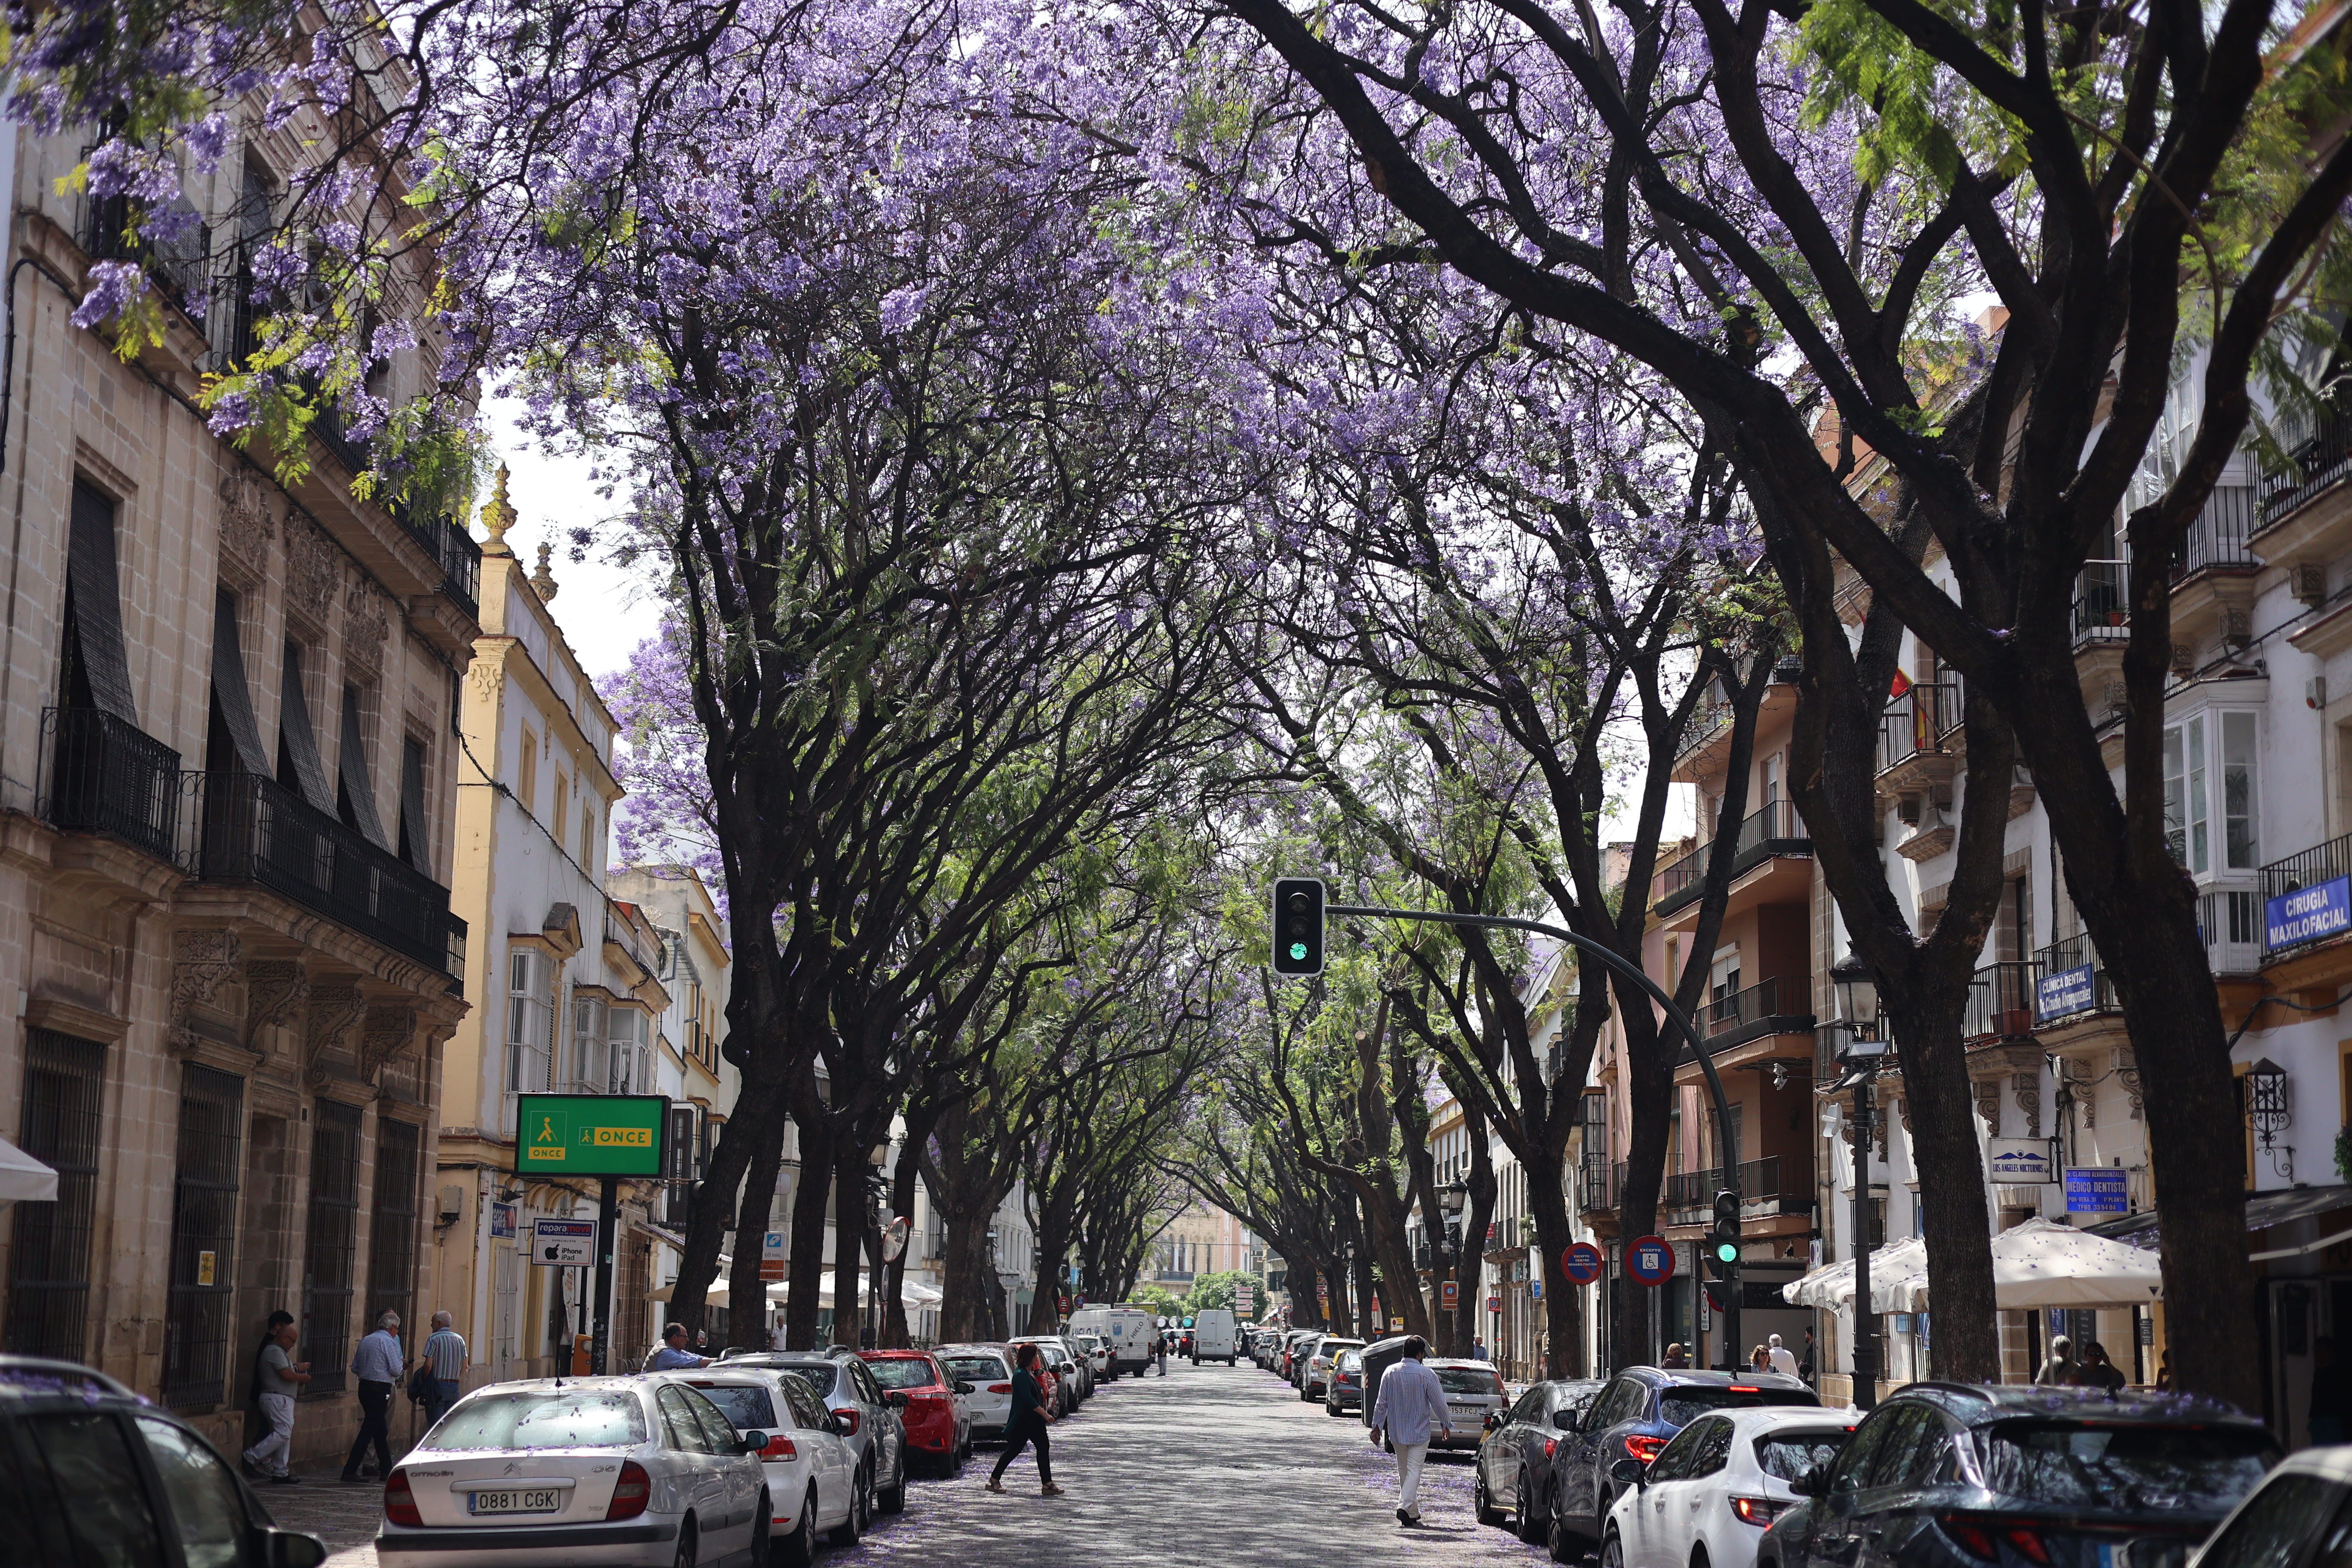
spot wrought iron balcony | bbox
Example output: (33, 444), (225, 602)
(80, 193), (209, 318)
(1654, 799), (1810, 916)
(1962, 959), (2041, 1042)
(1681, 976), (1815, 1056)
(1663, 1155), (1811, 1224)
(2071, 560), (2131, 646)
(37, 707), (182, 864)
(191, 771), (464, 978)
(2175, 485), (2260, 575)
(2031, 933), (2118, 1021)
(1876, 683), (1960, 776)
(399, 507), (483, 622)
(2259, 395), (2352, 527)
(1577, 1156), (1617, 1214)
(2260, 830), (2352, 956)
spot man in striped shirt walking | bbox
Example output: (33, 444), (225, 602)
(417, 1311), (468, 1427)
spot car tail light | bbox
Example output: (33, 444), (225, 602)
(1543, 1438), (1557, 1459)
(2005, 1528), (2052, 1564)
(607, 1460), (652, 1521)
(1727, 1385), (1761, 1393)
(836, 1408), (861, 1436)
(760, 1434), (800, 1459)
(1939, 1515), (2002, 1561)
(989, 1383), (1013, 1393)
(1732, 1497), (1785, 1526)
(1624, 1434), (1669, 1465)
(384, 1470), (423, 1528)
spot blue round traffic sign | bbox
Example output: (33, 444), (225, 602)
(1562, 1242), (1605, 1285)
(1625, 1234), (1676, 1286)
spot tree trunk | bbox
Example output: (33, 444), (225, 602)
(883, 1136), (923, 1348)
(673, 1048), (787, 1339)
(1885, 997), (2002, 1381)
(1529, 1173), (1585, 1377)
(781, 1110), (834, 1348)
(1614, 1043), (1672, 1368)
(725, 1115), (786, 1352)
(833, 1142), (870, 1348)
(1455, 1119), (1498, 1355)
(939, 1204), (996, 1341)
(1028, 1195), (1077, 1333)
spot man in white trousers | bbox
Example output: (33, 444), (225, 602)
(1369, 1336), (1452, 1527)
(242, 1314), (311, 1482)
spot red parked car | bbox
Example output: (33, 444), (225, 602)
(859, 1350), (973, 1476)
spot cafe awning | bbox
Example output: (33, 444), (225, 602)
(1871, 1218), (2162, 1313)
(1780, 1238), (1927, 1309)
(650, 1272), (945, 1308)
(0, 1137), (58, 1204)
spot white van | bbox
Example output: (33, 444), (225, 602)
(1191, 1308), (1239, 1365)
(1069, 1305), (1157, 1376)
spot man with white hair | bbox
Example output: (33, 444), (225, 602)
(420, 1310), (469, 1426)
(1767, 1333), (1799, 1377)
(343, 1310), (406, 1482)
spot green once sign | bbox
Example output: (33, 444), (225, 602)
(514, 1094), (669, 1177)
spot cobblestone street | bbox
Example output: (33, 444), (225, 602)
(257, 1360), (1552, 1568)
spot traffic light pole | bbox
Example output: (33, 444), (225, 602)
(1320, 904), (1743, 1368)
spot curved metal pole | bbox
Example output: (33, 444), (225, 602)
(1326, 904), (1744, 1367)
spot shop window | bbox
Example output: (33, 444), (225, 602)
(162, 1064), (244, 1407)
(301, 1101), (362, 1394)
(3, 1030), (107, 1360)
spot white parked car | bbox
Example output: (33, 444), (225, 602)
(936, 1345), (1015, 1441)
(1606, 1406), (1856, 1568)
(651, 1368), (862, 1565)
(377, 1377), (767, 1568)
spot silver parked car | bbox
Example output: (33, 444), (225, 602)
(1422, 1357), (1509, 1451)
(1302, 1337), (1362, 1402)
(377, 1376), (767, 1568)
(717, 1352), (910, 1516)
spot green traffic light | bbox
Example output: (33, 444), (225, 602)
(1288, 942), (1308, 960)
(1714, 1241), (1739, 1263)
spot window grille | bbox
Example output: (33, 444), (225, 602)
(365, 1118), (421, 1339)
(302, 1101), (362, 1393)
(4, 1030), (107, 1360)
(162, 1064), (244, 1406)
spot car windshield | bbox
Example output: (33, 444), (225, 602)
(1320, 1341), (1361, 1358)
(865, 1359), (937, 1391)
(691, 1385), (777, 1430)
(432, 1391), (647, 1450)
(943, 1357), (1008, 1383)
(1980, 1423), (2275, 1512)
(1437, 1368), (1504, 1396)
(777, 1365), (839, 1400)
(1755, 1430), (1853, 1481)
(1659, 1387), (1820, 1425)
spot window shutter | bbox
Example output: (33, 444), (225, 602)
(66, 480), (138, 724)
(276, 641), (334, 810)
(208, 589), (270, 772)
(398, 736), (431, 871)
(338, 683), (390, 848)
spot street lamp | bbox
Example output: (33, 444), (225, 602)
(1825, 970), (1891, 1412)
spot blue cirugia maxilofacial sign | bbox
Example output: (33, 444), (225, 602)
(2266, 875), (2352, 951)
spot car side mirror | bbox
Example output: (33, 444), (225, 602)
(885, 1390), (910, 1409)
(956, 1381), (975, 1395)
(263, 1531), (330, 1568)
(1484, 1412), (1503, 1432)
(1610, 1457), (1648, 1487)
(739, 1431), (769, 1454)
(1793, 1464), (1828, 1498)
(1552, 1411), (1580, 1432)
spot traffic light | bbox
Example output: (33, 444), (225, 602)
(1708, 1188), (1741, 1280)
(1271, 878), (1326, 975)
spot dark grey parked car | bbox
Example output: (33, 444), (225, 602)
(719, 1352), (911, 1516)
(1476, 1378), (1605, 1544)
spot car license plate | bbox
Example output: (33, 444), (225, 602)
(469, 1488), (563, 1515)
(2104, 1543), (2186, 1568)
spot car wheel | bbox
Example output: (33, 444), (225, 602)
(1474, 1467), (1507, 1528)
(748, 1497), (772, 1568)
(674, 1517), (700, 1568)
(1326, 1400), (1344, 1418)
(1517, 1472), (1545, 1545)
(831, 1474), (866, 1546)
(1547, 1504), (1579, 1564)
(778, 1491), (816, 1568)
(1603, 1532), (1627, 1568)
(879, 1465), (907, 1514)
(1692, 1546), (1712, 1568)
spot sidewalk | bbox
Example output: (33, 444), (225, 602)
(256, 1462), (387, 1568)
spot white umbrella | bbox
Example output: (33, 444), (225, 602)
(1782, 1238), (1927, 1310)
(1881, 1218), (2162, 1312)
(763, 1272), (946, 1310)
(0, 1137), (58, 1204)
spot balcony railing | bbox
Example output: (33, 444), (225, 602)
(1654, 799), (1810, 916)
(1963, 959), (2041, 1041)
(1663, 1156), (1811, 1221)
(401, 508), (483, 622)
(2260, 830), (2352, 956)
(2199, 885), (2263, 974)
(2175, 485), (2260, 575)
(37, 707), (182, 864)
(2032, 933), (2118, 1022)
(2072, 560), (2131, 645)
(1877, 683), (1959, 775)
(2259, 395), (2352, 527)
(80, 192), (208, 318)
(1577, 1156), (1617, 1214)
(192, 771), (465, 978)
(1677, 976), (1815, 1059)
(1676, 694), (1736, 762)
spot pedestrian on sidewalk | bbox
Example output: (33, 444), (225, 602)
(2079, 1341), (2128, 1393)
(1472, 1336), (1489, 1363)
(1800, 1328), (1816, 1385)
(419, 1311), (469, 1427)
(2036, 1335), (2081, 1386)
(1749, 1345), (1772, 1372)
(985, 1343), (1063, 1496)
(1660, 1342), (1690, 1369)
(343, 1311), (404, 1483)
(1768, 1334), (1800, 1377)
(1154, 1335), (1167, 1376)
(1369, 1335), (1451, 1528)
(242, 1314), (309, 1484)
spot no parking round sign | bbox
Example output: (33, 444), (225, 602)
(1561, 1241), (1604, 1285)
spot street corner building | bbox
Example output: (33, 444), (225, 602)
(0, 107), (479, 1464)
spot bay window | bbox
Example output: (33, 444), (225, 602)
(2165, 710), (2259, 876)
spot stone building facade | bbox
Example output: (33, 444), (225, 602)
(0, 108), (481, 1470)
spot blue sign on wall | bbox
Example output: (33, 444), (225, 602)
(2036, 964), (2097, 1023)
(2266, 875), (2352, 951)
(2064, 1167), (2129, 1214)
